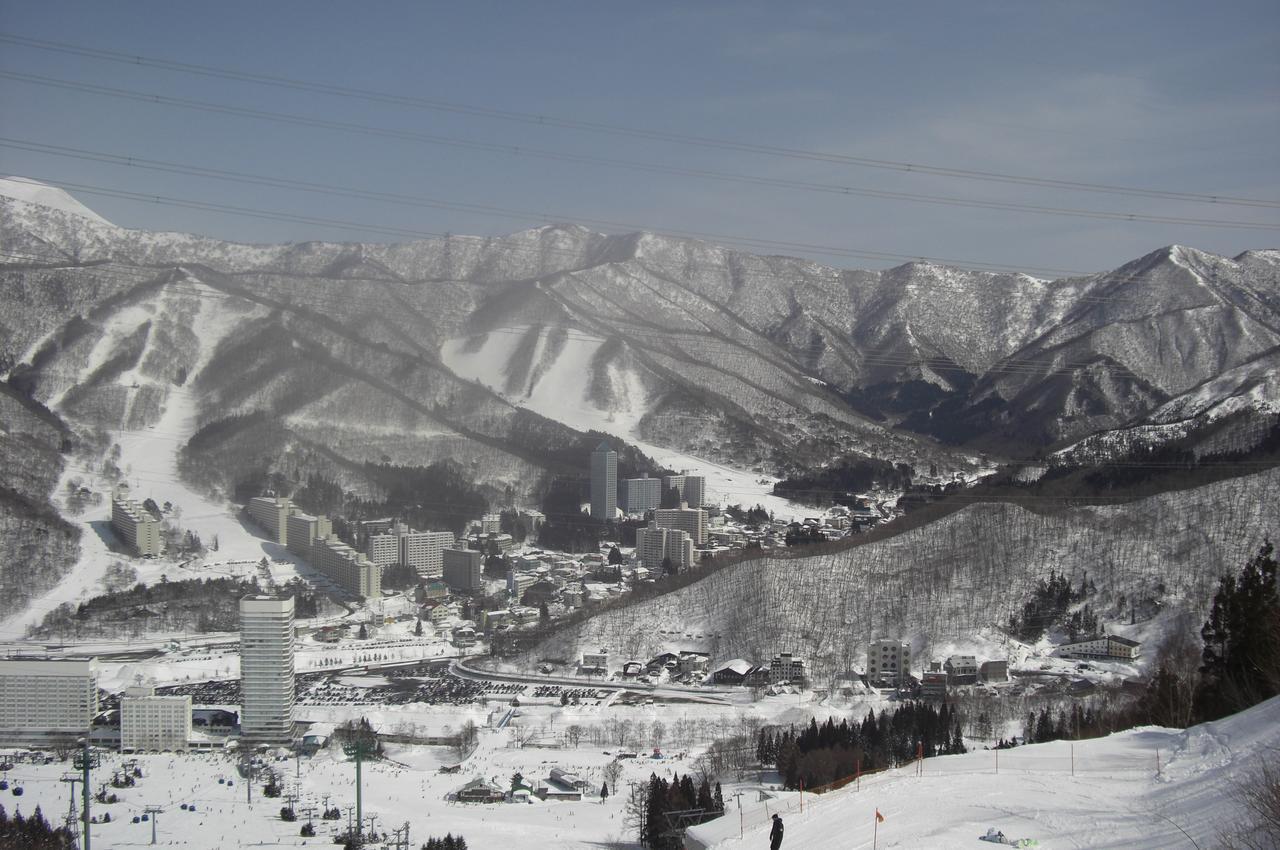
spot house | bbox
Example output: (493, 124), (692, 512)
(710, 659), (768, 686)
(678, 652), (710, 674)
(535, 777), (583, 801)
(580, 650), (609, 674)
(710, 659), (753, 685)
(549, 768), (589, 792)
(456, 777), (506, 803)
(621, 661), (643, 678)
(646, 652), (680, 673)
(1057, 635), (1141, 661)
(979, 660), (1009, 683)
(944, 655), (979, 685)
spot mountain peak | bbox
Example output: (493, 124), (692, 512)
(0, 177), (113, 226)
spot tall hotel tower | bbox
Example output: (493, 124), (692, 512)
(590, 441), (617, 521)
(239, 595), (295, 743)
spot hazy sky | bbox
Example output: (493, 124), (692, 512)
(1, 1), (1277, 275)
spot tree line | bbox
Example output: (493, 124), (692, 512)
(757, 703), (965, 791)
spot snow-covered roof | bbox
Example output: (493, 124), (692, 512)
(714, 659), (753, 675)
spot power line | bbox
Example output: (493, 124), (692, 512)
(0, 142), (1091, 276)
(2, 30), (1276, 210)
(3, 70), (1277, 232)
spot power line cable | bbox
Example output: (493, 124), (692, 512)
(2, 71), (1276, 232)
(2, 30), (1276, 210)
(0, 141), (1092, 277)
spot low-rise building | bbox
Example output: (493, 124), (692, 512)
(580, 650), (608, 674)
(1057, 635), (1141, 661)
(769, 653), (807, 685)
(944, 655), (979, 685)
(120, 683), (191, 752)
(920, 670), (948, 702)
(979, 660), (1009, 683)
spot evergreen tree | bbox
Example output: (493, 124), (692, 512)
(1198, 540), (1279, 720)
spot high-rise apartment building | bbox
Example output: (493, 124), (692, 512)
(442, 548), (483, 593)
(636, 525), (694, 573)
(239, 596), (295, 744)
(120, 683), (191, 752)
(247, 496), (292, 545)
(590, 442), (617, 520)
(364, 523), (454, 579)
(622, 474), (662, 514)
(401, 530), (455, 579)
(111, 484), (163, 557)
(0, 658), (99, 745)
(481, 513), (502, 534)
(683, 475), (706, 508)
(654, 505), (708, 546)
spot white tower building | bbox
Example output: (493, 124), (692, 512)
(239, 595), (295, 743)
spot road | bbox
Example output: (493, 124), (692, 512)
(450, 657), (738, 705)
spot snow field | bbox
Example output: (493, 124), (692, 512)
(686, 696), (1280, 850)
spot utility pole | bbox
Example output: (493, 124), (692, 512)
(74, 739), (100, 850)
(343, 739), (377, 848)
(144, 806), (163, 844)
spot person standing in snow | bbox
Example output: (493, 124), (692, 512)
(770, 813), (784, 849)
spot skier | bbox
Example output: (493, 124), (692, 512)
(770, 813), (784, 849)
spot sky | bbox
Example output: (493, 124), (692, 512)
(0, 1), (1277, 277)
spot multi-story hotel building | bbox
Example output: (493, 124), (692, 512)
(247, 496), (292, 545)
(622, 474), (662, 514)
(120, 683), (191, 752)
(636, 525), (694, 572)
(239, 596), (295, 744)
(311, 535), (382, 598)
(654, 505), (708, 546)
(867, 639), (911, 686)
(590, 442), (617, 520)
(111, 484), (163, 557)
(442, 548), (483, 593)
(286, 511), (331, 559)
(0, 658), (99, 745)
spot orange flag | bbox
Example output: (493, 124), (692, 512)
(875, 809), (885, 823)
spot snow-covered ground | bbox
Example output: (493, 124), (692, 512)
(5, 696), (1276, 849)
(687, 695), (1280, 850)
(441, 325), (807, 521)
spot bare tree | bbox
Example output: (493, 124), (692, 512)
(1222, 753), (1280, 850)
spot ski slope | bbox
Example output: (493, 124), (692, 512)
(441, 325), (807, 520)
(687, 696), (1280, 850)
